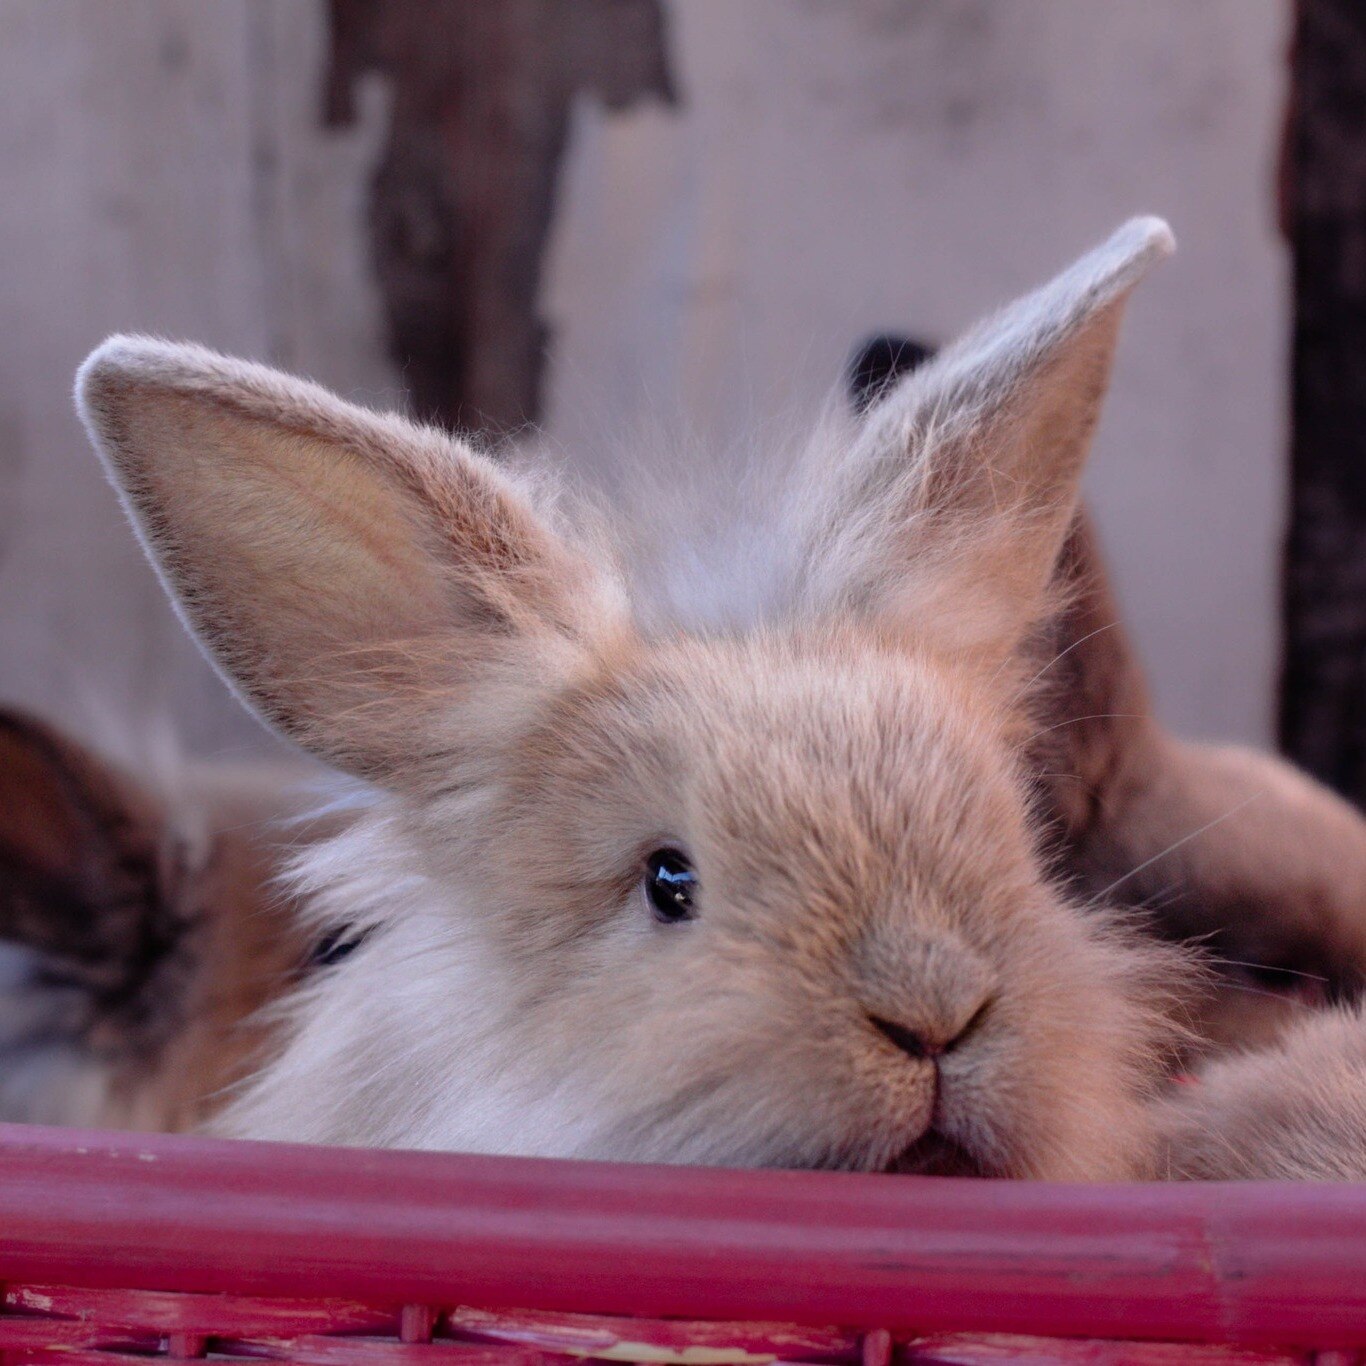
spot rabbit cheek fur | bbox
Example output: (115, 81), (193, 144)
(79, 216), (1190, 1177)
(217, 632), (1180, 1180)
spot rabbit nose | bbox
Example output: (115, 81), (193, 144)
(869, 1014), (940, 1059)
(869, 1000), (990, 1060)
(860, 934), (996, 1060)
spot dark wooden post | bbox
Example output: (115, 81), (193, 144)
(324, 0), (674, 438)
(1280, 0), (1366, 802)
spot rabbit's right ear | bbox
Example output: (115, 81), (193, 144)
(77, 339), (624, 787)
(810, 218), (1173, 662)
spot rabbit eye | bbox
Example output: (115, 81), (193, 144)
(645, 849), (697, 923)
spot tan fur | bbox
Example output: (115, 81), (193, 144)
(1157, 1006), (1366, 1179)
(69, 219), (1205, 1178)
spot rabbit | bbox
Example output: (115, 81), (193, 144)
(1155, 1005), (1366, 1179)
(73, 216), (1202, 1179)
(0, 706), (323, 1131)
(6, 302), (1350, 1154)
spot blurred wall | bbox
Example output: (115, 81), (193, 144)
(0, 1), (396, 755)
(0, 0), (1287, 756)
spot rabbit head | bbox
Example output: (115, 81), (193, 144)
(77, 218), (1188, 1178)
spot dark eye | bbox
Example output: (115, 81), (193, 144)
(644, 848), (697, 923)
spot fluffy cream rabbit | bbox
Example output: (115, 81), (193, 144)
(75, 217), (1201, 1179)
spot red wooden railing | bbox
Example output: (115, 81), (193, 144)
(0, 1123), (1361, 1363)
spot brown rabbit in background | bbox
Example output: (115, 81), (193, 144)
(53, 216), (1366, 1177)
(1034, 520), (1366, 1056)
(0, 707), (320, 1131)
(73, 218), (1194, 1177)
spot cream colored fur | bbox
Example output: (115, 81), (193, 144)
(74, 219), (1236, 1178)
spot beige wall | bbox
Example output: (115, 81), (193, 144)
(0, 0), (1287, 757)
(0, 1), (395, 756)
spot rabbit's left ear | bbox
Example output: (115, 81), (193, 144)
(812, 217), (1173, 660)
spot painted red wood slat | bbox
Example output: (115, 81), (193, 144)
(0, 1124), (1363, 1348)
(0, 1338), (558, 1366)
(4, 1283), (396, 1336)
(402, 1302), (440, 1343)
(0, 1346), (1311, 1366)
(445, 1305), (859, 1360)
(861, 1328), (893, 1366)
(5, 1353), (169, 1366)
(0, 1315), (156, 1349)
(902, 1333), (1310, 1364)
(250, 1340), (564, 1365)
